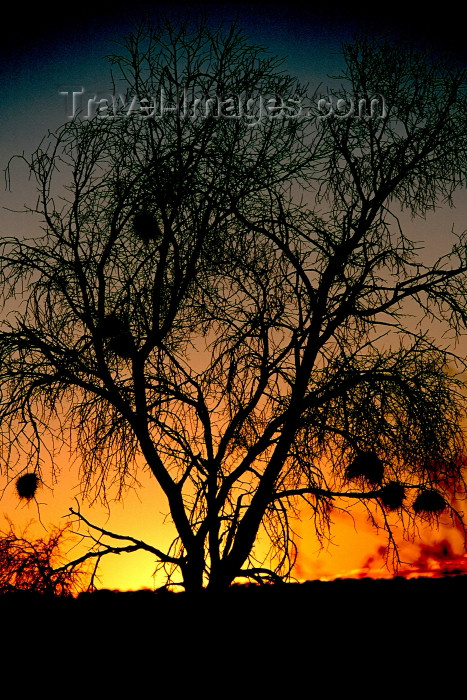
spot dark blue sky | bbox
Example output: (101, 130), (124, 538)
(1, 3), (353, 208)
(2, 1), (465, 240)
(3, 1), (466, 69)
(2, 1), (465, 62)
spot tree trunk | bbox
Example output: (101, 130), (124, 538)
(181, 550), (205, 593)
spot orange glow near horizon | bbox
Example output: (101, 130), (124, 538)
(293, 499), (467, 583)
(2, 463), (466, 592)
(0, 463), (179, 591)
(0, 199), (464, 591)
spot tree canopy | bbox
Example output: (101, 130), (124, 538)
(1, 19), (467, 591)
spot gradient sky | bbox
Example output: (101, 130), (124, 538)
(1, 1), (466, 591)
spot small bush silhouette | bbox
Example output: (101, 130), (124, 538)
(0, 521), (89, 596)
(16, 473), (39, 500)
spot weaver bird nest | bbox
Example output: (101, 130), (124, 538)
(16, 473), (40, 500)
(132, 211), (160, 243)
(98, 313), (135, 358)
(413, 489), (447, 514)
(345, 451), (384, 486)
(380, 481), (406, 511)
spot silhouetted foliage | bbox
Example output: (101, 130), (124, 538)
(0, 521), (89, 595)
(1, 19), (467, 590)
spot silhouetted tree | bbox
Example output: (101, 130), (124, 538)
(1, 20), (467, 591)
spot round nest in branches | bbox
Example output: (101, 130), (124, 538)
(345, 452), (384, 485)
(132, 211), (159, 242)
(380, 481), (406, 511)
(98, 313), (127, 339)
(98, 314), (135, 357)
(106, 332), (135, 358)
(16, 473), (40, 500)
(413, 489), (447, 514)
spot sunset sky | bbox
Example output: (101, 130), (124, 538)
(1, 1), (467, 592)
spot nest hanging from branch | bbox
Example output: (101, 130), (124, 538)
(380, 481), (406, 511)
(98, 313), (127, 339)
(16, 473), (40, 500)
(132, 211), (160, 243)
(98, 313), (135, 358)
(413, 489), (447, 514)
(345, 451), (384, 485)
(106, 332), (135, 358)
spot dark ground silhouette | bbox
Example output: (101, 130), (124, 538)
(2, 577), (464, 690)
(3, 576), (465, 632)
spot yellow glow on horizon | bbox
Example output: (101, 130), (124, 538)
(3, 475), (466, 591)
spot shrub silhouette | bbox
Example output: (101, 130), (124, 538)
(0, 521), (89, 596)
